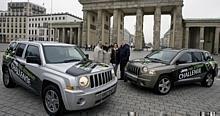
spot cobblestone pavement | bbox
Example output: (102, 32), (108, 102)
(0, 46), (220, 116)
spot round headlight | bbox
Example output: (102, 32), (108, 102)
(143, 67), (148, 72)
(79, 76), (89, 87)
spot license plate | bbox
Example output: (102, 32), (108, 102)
(102, 90), (111, 98)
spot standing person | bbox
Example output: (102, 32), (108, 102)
(93, 41), (104, 63)
(119, 41), (130, 82)
(110, 43), (119, 76)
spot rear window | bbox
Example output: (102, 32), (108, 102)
(15, 43), (26, 57)
(203, 52), (213, 61)
(191, 52), (204, 62)
(8, 42), (17, 51)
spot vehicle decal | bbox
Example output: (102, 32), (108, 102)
(66, 60), (109, 76)
(178, 64), (204, 80)
(10, 60), (40, 86)
(11, 61), (31, 85)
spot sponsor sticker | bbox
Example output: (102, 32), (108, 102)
(178, 65), (203, 80)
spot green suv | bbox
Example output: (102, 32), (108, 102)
(125, 49), (218, 95)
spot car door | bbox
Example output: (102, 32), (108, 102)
(22, 44), (43, 94)
(190, 52), (207, 80)
(9, 43), (28, 87)
(174, 51), (205, 83)
(173, 52), (196, 82)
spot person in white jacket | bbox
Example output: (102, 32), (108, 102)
(93, 41), (104, 63)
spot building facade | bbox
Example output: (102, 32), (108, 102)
(0, 2), (83, 46)
(27, 13), (82, 42)
(8, 2), (46, 16)
(161, 30), (170, 48)
(0, 2), (46, 43)
(182, 19), (220, 54)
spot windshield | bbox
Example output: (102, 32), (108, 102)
(43, 46), (87, 64)
(146, 50), (178, 64)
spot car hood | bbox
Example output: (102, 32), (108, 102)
(129, 58), (166, 69)
(45, 60), (111, 76)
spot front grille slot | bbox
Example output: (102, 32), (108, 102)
(127, 64), (141, 75)
(94, 74), (98, 87)
(89, 71), (113, 88)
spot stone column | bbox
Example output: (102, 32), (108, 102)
(169, 14), (174, 48)
(69, 28), (73, 44)
(117, 11), (124, 46)
(153, 6), (161, 50)
(112, 9), (119, 44)
(78, 27), (81, 47)
(214, 27), (220, 54)
(135, 8), (144, 50)
(82, 11), (88, 47)
(184, 27), (189, 48)
(97, 10), (102, 42)
(171, 6), (183, 49)
(62, 28), (65, 43)
(58, 29), (62, 42)
(74, 29), (78, 44)
(101, 11), (111, 44)
(199, 27), (205, 49)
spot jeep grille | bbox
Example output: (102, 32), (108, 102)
(89, 71), (113, 88)
(127, 64), (141, 75)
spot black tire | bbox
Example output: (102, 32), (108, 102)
(2, 69), (16, 88)
(154, 76), (172, 95)
(42, 84), (65, 116)
(201, 73), (214, 87)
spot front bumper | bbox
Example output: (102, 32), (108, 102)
(64, 78), (117, 111)
(125, 71), (157, 88)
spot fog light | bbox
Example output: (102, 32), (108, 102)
(77, 98), (86, 105)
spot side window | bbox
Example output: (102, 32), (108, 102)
(192, 52), (204, 62)
(15, 43), (26, 57)
(177, 52), (192, 64)
(25, 45), (40, 58)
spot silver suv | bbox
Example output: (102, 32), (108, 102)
(2, 41), (117, 115)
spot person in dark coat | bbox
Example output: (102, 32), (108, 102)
(118, 41), (130, 82)
(103, 42), (109, 52)
(110, 43), (119, 76)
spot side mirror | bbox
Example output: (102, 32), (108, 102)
(206, 56), (213, 61)
(85, 54), (89, 59)
(26, 56), (41, 65)
(11, 51), (15, 55)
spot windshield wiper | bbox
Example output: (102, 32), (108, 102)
(150, 58), (169, 65)
(64, 59), (81, 63)
(150, 58), (162, 61)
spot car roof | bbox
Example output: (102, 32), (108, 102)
(162, 48), (209, 53)
(13, 41), (76, 47)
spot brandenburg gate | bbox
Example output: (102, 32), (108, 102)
(79, 0), (184, 50)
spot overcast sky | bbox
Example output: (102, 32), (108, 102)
(1, 0), (220, 43)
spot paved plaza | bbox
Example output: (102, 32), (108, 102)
(0, 44), (220, 116)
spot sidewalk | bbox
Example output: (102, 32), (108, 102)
(213, 55), (220, 78)
(213, 55), (220, 69)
